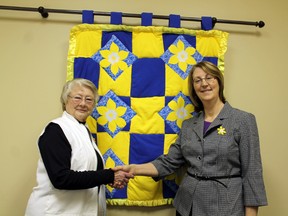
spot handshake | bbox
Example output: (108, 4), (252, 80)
(110, 165), (136, 189)
(109, 163), (157, 189)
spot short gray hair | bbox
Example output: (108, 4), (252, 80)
(60, 78), (99, 111)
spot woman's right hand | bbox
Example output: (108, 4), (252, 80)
(111, 168), (134, 189)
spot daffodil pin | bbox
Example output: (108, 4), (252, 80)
(217, 126), (226, 135)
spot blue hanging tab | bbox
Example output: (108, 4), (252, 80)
(110, 12), (122, 24)
(169, 14), (181, 28)
(141, 12), (153, 26)
(82, 10), (94, 24)
(201, 16), (213, 30)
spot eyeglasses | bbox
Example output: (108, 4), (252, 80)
(68, 95), (94, 105)
(193, 76), (215, 85)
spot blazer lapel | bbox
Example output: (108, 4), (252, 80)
(207, 118), (223, 133)
(204, 102), (232, 135)
(192, 112), (204, 139)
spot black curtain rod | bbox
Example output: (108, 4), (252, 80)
(0, 5), (265, 28)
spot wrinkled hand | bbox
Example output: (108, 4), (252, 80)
(109, 168), (134, 189)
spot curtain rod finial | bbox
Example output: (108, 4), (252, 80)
(257, 21), (265, 28)
(38, 6), (49, 18)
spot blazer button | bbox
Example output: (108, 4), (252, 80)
(197, 156), (202, 160)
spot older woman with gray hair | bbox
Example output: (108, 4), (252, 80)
(25, 78), (132, 216)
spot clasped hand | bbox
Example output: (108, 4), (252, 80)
(110, 165), (135, 189)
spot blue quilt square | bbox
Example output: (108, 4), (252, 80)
(102, 31), (133, 52)
(96, 123), (106, 133)
(163, 34), (196, 51)
(119, 96), (131, 106)
(119, 96), (131, 131)
(113, 187), (127, 198)
(74, 57), (100, 88)
(162, 34), (178, 50)
(165, 122), (175, 134)
(106, 186), (127, 199)
(203, 57), (218, 66)
(163, 179), (178, 198)
(129, 134), (164, 164)
(131, 58), (165, 97)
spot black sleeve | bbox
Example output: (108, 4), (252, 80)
(38, 122), (114, 190)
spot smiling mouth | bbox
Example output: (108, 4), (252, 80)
(201, 89), (212, 93)
(77, 109), (88, 112)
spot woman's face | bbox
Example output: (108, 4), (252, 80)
(65, 85), (95, 122)
(192, 67), (220, 104)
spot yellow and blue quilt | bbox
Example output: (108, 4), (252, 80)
(67, 13), (228, 206)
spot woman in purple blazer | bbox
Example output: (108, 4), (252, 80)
(115, 61), (268, 216)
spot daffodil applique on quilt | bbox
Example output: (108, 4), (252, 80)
(92, 90), (136, 138)
(159, 92), (194, 133)
(161, 35), (203, 79)
(92, 35), (137, 81)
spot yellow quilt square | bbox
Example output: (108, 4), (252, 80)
(97, 131), (130, 167)
(127, 176), (163, 201)
(130, 97), (165, 134)
(196, 35), (220, 57)
(164, 134), (178, 154)
(97, 66), (132, 97)
(132, 31), (164, 58)
(74, 30), (103, 57)
(86, 116), (97, 134)
(165, 66), (190, 96)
